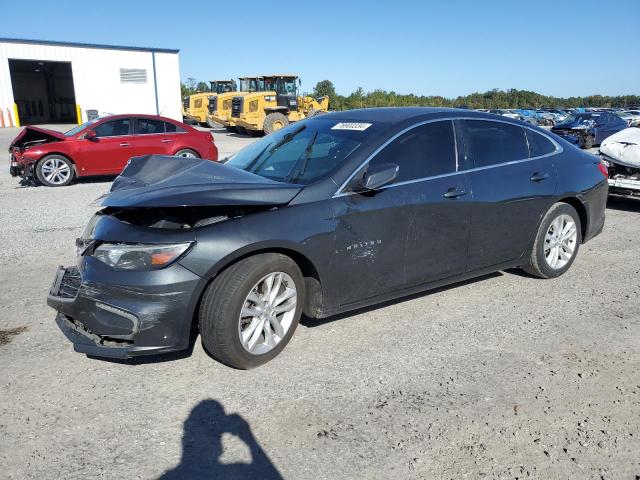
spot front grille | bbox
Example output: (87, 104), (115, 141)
(208, 96), (218, 114)
(58, 267), (82, 299)
(231, 97), (244, 117)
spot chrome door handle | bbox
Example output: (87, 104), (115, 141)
(119, 142), (130, 147)
(443, 188), (467, 199)
(530, 172), (550, 182)
(161, 139), (172, 143)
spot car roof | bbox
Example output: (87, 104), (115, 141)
(97, 113), (186, 123)
(320, 107), (468, 123)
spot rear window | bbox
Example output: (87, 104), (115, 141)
(525, 129), (556, 157)
(462, 120), (528, 167)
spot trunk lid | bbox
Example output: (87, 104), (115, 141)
(102, 155), (303, 208)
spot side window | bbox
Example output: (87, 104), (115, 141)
(462, 120), (528, 167)
(368, 121), (457, 183)
(164, 122), (185, 133)
(525, 129), (557, 157)
(136, 118), (165, 135)
(93, 119), (130, 137)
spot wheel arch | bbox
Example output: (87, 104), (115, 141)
(198, 245), (325, 321)
(35, 152), (78, 176)
(557, 196), (588, 242)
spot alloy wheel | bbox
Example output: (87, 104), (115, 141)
(238, 272), (297, 355)
(544, 214), (577, 270)
(41, 157), (71, 185)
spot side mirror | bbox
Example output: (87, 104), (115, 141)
(359, 163), (398, 191)
(85, 130), (97, 141)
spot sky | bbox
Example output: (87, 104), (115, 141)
(2, 0), (639, 98)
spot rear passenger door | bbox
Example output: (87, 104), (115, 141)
(131, 117), (176, 158)
(462, 120), (558, 271)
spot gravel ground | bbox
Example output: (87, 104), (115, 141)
(0, 124), (639, 480)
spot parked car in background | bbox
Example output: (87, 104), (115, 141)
(488, 109), (520, 120)
(551, 111), (628, 149)
(9, 114), (218, 186)
(47, 108), (608, 369)
(618, 111), (640, 127)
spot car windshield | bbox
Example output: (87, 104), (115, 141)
(225, 117), (383, 185)
(559, 113), (597, 125)
(64, 118), (101, 136)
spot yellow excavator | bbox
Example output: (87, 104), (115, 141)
(231, 75), (329, 135)
(182, 80), (236, 126)
(208, 77), (265, 131)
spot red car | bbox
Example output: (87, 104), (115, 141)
(9, 114), (218, 187)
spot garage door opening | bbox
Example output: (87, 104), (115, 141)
(8, 59), (77, 125)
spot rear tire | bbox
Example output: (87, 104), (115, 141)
(263, 112), (289, 135)
(35, 155), (75, 187)
(199, 253), (304, 369)
(175, 149), (200, 158)
(522, 202), (582, 279)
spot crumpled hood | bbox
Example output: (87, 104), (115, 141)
(600, 127), (640, 168)
(9, 126), (67, 150)
(554, 120), (595, 131)
(102, 155), (304, 208)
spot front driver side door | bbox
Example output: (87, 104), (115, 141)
(76, 118), (133, 174)
(330, 120), (471, 307)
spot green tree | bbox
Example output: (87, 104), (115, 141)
(196, 81), (210, 92)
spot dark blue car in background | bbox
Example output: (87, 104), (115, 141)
(551, 112), (627, 149)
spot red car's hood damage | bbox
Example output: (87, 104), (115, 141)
(102, 155), (303, 208)
(9, 126), (67, 150)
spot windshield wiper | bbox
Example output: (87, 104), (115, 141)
(287, 130), (318, 183)
(269, 125), (306, 154)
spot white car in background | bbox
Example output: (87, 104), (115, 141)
(618, 111), (640, 127)
(488, 109), (520, 120)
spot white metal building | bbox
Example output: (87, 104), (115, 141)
(0, 38), (181, 127)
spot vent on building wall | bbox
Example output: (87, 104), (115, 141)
(119, 68), (147, 84)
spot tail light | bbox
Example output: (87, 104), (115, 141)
(597, 159), (608, 178)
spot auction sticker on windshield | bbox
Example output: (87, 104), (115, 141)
(331, 122), (372, 131)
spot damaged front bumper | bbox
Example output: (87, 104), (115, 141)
(47, 257), (203, 359)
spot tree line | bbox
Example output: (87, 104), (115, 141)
(311, 80), (640, 110)
(180, 77), (639, 109)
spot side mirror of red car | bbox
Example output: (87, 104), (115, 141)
(85, 130), (97, 141)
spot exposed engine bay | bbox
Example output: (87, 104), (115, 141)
(600, 127), (640, 196)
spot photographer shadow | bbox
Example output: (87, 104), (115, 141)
(159, 399), (282, 480)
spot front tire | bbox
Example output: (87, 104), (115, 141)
(35, 155), (75, 187)
(199, 253), (304, 369)
(522, 202), (581, 279)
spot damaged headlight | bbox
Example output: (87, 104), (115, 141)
(92, 242), (193, 271)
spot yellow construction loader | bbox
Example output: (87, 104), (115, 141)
(183, 80), (236, 126)
(231, 75), (329, 135)
(208, 77), (265, 131)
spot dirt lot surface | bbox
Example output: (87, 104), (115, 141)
(0, 124), (639, 480)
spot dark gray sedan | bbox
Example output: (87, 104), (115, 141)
(48, 108), (608, 369)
